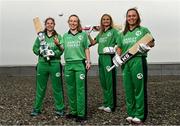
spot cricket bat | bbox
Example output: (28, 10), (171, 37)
(107, 33), (154, 72)
(82, 26), (100, 33)
(33, 17), (50, 61)
(82, 23), (122, 33)
(33, 17), (43, 34)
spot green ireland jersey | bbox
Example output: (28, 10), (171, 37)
(33, 33), (63, 62)
(96, 27), (120, 54)
(118, 26), (151, 57)
(62, 31), (90, 62)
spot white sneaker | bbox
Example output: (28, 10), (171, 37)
(98, 106), (105, 110)
(126, 116), (133, 123)
(103, 107), (112, 112)
(132, 117), (143, 124)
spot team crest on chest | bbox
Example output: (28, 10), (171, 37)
(135, 31), (142, 36)
(78, 35), (83, 40)
(107, 32), (112, 37)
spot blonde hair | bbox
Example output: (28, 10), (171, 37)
(100, 14), (114, 34)
(68, 14), (82, 32)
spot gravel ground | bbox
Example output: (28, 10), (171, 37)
(0, 75), (180, 125)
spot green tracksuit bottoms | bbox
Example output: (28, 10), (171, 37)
(33, 61), (64, 111)
(64, 60), (87, 117)
(99, 54), (117, 111)
(122, 56), (148, 121)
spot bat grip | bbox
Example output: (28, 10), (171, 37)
(107, 65), (116, 72)
(47, 57), (50, 61)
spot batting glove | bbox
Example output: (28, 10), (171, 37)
(103, 47), (116, 54)
(138, 43), (151, 53)
(44, 49), (55, 57)
(38, 32), (45, 42)
(112, 54), (123, 67)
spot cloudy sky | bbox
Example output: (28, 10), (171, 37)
(0, 0), (180, 65)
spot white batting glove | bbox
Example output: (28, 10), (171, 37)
(44, 50), (55, 57)
(39, 45), (48, 55)
(112, 54), (123, 67)
(138, 43), (151, 53)
(40, 49), (48, 57)
(38, 32), (45, 41)
(103, 47), (116, 54)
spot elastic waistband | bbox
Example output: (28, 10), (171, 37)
(66, 60), (85, 64)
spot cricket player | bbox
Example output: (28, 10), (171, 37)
(116, 8), (155, 124)
(88, 14), (121, 113)
(58, 14), (91, 122)
(31, 17), (65, 116)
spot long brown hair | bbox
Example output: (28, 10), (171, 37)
(123, 8), (141, 35)
(100, 14), (114, 34)
(43, 17), (57, 36)
(68, 14), (82, 32)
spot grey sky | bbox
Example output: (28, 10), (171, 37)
(0, 0), (180, 65)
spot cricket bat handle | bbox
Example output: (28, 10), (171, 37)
(107, 65), (116, 72)
(46, 57), (50, 61)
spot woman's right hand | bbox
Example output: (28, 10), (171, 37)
(85, 60), (91, 70)
(86, 63), (91, 70)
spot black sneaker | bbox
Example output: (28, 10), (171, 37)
(30, 109), (41, 116)
(66, 114), (77, 119)
(55, 110), (65, 117)
(75, 116), (87, 123)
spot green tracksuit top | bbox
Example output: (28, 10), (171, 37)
(33, 33), (63, 62)
(62, 31), (89, 62)
(117, 26), (151, 57)
(96, 27), (120, 54)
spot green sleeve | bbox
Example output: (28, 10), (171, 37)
(95, 33), (100, 43)
(54, 34), (63, 58)
(84, 32), (90, 49)
(61, 33), (65, 47)
(32, 37), (40, 56)
(116, 32), (123, 48)
(143, 27), (151, 34)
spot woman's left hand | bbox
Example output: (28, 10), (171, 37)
(54, 37), (60, 46)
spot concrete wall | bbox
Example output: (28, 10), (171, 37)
(0, 64), (180, 77)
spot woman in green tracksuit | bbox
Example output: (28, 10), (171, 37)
(31, 17), (65, 116)
(117, 8), (155, 124)
(88, 14), (120, 112)
(57, 14), (91, 122)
